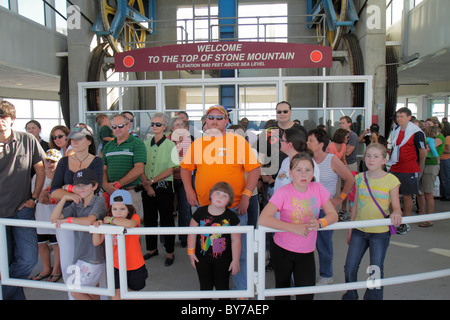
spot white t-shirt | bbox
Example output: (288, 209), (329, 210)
(274, 156), (320, 193)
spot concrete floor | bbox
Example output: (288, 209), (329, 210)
(21, 198), (450, 300)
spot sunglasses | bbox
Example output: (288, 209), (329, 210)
(111, 124), (126, 129)
(74, 123), (93, 135)
(151, 122), (164, 127)
(52, 134), (65, 140)
(276, 110), (289, 114)
(207, 115), (225, 121)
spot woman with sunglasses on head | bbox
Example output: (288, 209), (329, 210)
(49, 125), (74, 157)
(49, 123), (104, 299)
(141, 113), (179, 266)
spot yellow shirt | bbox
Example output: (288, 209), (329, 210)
(355, 173), (400, 233)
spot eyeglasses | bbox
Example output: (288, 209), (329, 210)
(52, 134), (65, 140)
(207, 115), (225, 121)
(151, 122), (164, 127)
(111, 124), (126, 129)
(276, 110), (289, 114)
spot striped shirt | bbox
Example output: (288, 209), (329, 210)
(102, 135), (147, 187)
(316, 153), (338, 198)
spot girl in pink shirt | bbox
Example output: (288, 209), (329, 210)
(259, 152), (338, 300)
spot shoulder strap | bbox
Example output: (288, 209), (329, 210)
(363, 172), (388, 218)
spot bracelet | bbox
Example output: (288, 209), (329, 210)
(187, 248), (195, 255)
(319, 218), (327, 228)
(115, 181), (122, 189)
(241, 188), (252, 197)
(50, 198), (56, 204)
(339, 192), (347, 200)
(110, 217), (115, 225)
(67, 217), (73, 224)
(67, 185), (73, 193)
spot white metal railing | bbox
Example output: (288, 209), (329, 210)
(256, 212), (450, 299)
(0, 212), (449, 300)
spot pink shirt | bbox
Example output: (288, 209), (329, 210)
(269, 182), (330, 253)
(326, 142), (346, 161)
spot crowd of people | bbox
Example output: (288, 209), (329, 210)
(1, 98), (448, 300)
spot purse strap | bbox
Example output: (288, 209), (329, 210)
(363, 172), (388, 218)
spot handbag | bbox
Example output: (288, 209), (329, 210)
(363, 172), (397, 235)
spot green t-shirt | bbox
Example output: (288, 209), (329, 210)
(102, 135), (147, 187)
(99, 125), (113, 141)
(425, 134), (445, 165)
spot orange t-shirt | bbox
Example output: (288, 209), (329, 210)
(180, 132), (260, 207)
(441, 136), (450, 160)
(112, 214), (145, 270)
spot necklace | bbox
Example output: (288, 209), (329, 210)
(74, 153), (90, 169)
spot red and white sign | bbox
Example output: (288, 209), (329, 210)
(115, 41), (332, 72)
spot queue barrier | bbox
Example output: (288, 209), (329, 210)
(0, 212), (449, 300)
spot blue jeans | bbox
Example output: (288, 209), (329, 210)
(247, 195), (259, 228)
(2, 206), (38, 300)
(342, 229), (390, 300)
(440, 158), (450, 199)
(230, 208), (248, 291)
(316, 209), (334, 278)
(174, 179), (192, 243)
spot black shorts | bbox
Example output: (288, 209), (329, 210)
(37, 234), (57, 244)
(390, 171), (419, 195)
(114, 264), (148, 291)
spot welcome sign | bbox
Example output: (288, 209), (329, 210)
(114, 41), (332, 72)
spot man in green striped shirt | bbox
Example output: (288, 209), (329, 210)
(102, 114), (146, 215)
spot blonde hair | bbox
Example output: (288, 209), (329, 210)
(425, 126), (439, 138)
(364, 143), (387, 158)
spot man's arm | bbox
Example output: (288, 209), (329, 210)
(117, 162), (145, 187)
(236, 167), (261, 215)
(180, 167), (199, 206)
(19, 161), (45, 210)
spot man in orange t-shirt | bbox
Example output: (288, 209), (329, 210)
(180, 105), (260, 213)
(180, 105), (260, 291)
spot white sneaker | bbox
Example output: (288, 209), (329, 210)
(316, 276), (334, 285)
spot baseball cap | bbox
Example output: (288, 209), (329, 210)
(72, 168), (98, 185)
(206, 105), (228, 117)
(67, 123), (94, 140)
(110, 189), (133, 206)
(45, 149), (62, 162)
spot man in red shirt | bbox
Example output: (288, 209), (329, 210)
(388, 107), (427, 234)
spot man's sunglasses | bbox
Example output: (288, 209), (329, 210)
(151, 122), (164, 127)
(207, 115), (225, 121)
(111, 124), (126, 129)
(52, 135), (65, 140)
(276, 110), (289, 114)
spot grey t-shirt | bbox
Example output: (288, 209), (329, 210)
(346, 131), (359, 165)
(63, 195), (107, 264)
(0, 131), (45, 217)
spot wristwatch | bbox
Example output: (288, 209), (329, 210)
(31, 197), (38, 205)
